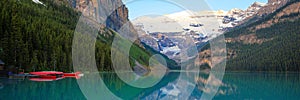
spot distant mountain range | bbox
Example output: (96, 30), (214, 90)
(130, 0), (300, 72)
(131, 1), (287, 62)
(132, 0), (289, 33)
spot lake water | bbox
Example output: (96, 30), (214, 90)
(0, 72), (300, 100)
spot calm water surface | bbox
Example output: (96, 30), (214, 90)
(0, 72), (300, 100)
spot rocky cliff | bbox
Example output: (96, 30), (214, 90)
(67, 0), (130, 30)
(66, 0), (139, 44)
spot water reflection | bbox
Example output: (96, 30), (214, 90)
(141, 72), (234, 100)
(214, 72), (300, 100)
(99, 72), (180, 100)
(0, 78), (85, 100)
(0, 82), (4, 90)
(0, 72), (300, 99)
(128, 72), (300, 100)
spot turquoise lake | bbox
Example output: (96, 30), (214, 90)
(0, 72), (300, 100)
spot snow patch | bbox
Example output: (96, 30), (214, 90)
(254, 1), (267, 6)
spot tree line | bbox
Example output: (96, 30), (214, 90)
(0, 0), (81, 72)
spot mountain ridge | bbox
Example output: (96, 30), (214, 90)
(237, 0), (290, 28)
(198, 0), (300, 71)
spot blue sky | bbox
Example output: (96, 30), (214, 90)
(122, 0), (268, 20)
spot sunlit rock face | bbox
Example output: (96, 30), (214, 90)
(67, 0), (139, 45)
(69, 0), (130, 30)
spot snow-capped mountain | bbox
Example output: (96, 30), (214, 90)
(132, 1), (270, 61)
(222, 2), (267, 28)
(246, 2), (268, 16)
(133, 1), (267, 34)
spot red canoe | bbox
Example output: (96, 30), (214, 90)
(30, 71), (63, 75)
(63, 72), (81, 77)
(30, 71), (64, 79)
(39, 75), (65, 79)
(29, 71), (82, 81)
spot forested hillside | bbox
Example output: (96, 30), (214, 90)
(200, 0), (300, 72)
(0, 0), (177, 72)
(0, 0), (79, 72)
